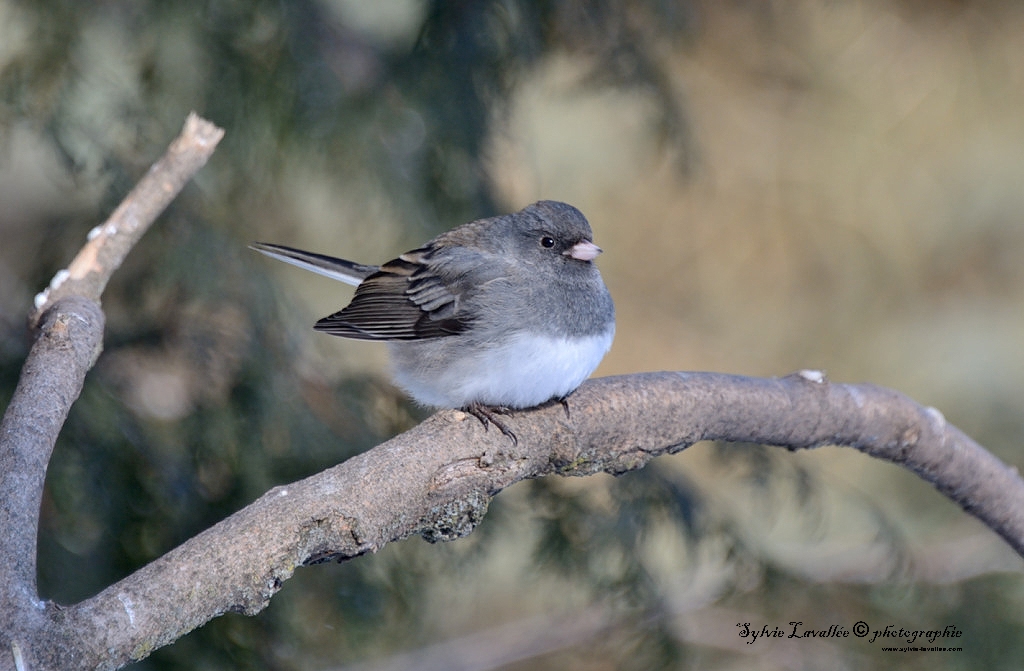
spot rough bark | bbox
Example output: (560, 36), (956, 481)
(7, 371), (1024, 670)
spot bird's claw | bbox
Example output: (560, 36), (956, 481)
(466, 404), (518, 445)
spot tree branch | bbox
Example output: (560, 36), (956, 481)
(26, 371), (1024, 669)
(0, 297), (104, 610)
(29, 112), (224, 325)
(0, 113), (223, 671)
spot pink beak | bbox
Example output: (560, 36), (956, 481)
(565, 240), (602, 261)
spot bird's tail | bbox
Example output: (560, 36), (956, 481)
(249, 242), (378, 287)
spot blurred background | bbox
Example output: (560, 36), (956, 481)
(2, 0), (1024, 669)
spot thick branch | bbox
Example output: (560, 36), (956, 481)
(29, 112), (224, 325)
(0, 298), (104, 611)
(35, 371), (1024, 669)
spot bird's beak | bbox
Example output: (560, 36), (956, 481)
(565, 240), (602, 261)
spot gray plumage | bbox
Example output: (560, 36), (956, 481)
(251, 200), (615, 410)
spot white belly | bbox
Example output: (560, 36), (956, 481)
(389, 327), (615, 409)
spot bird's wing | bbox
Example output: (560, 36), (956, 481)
(314, 245), (496, 341)
(250, 242), (378, 287)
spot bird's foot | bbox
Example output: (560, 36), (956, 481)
(537, 395), (572, 418)
(557, 395), (571, 419)
(465, 403), (518, 445)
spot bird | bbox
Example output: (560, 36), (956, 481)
(251, 200), (615, 440)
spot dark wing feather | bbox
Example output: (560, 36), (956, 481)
(314, 249), (473, 340)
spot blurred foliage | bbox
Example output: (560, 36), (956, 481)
(2, 0), (1024, 669)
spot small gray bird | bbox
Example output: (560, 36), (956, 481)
(251, 200), (615, 438)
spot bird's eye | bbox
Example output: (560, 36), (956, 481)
(540, 236), (556, 249)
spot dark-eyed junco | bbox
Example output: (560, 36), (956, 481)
(252, 200), (614, 437)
